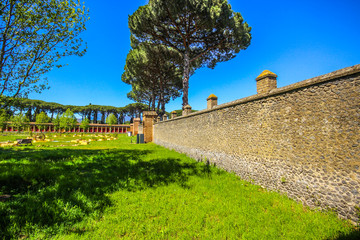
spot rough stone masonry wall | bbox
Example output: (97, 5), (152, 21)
(154, 65), (360, 223)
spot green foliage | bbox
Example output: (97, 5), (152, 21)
(35, 112), (50, 131)
(0, 135), (357, 239)
(0, 111), (9, 132)
(80, 118), (90, 131)
(106, 113), (117, 126)
(52, 114), (61, 132)
(122, 43), (183, 113)
(129, 0), (252, 106)
(0, 0), (89, 99)
(1, 96), (147, 125)
(10, 112), (29, 132)
(59, 109), (76, 132)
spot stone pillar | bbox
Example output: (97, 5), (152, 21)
(157, 116), (161, 122)
(207, 94), (218, 109)
(171, 111), (177, 119)
(163, 115), (168, 121)
(133, 118), (140, 135)
(256, 70), (277, 94)
(143, 111), (158, 143)
(130, 124), (134, 135)
(183, 105), (192, 116)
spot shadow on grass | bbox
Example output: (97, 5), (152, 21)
(0, 147), (209, 239)
(335, 227), (360, 240)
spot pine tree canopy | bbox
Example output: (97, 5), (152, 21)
(129, 0), (251, 106)
(129, 0), (251, 68)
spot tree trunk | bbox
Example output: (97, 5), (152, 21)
(87, 111), (91, 122)
(93, 111), (98, 123)
(182, 51), (190, 108)
(148, 98), (151, 110)
(156, 98), (160, 113)
(151, 93), (156, 110)
(161, 101), (165, 119)
(26, 108), (32, 121)
(101, 111), (105, 124)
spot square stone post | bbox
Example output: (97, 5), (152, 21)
(183, 105), (192, 116)
(171, 111), (177, 119)
(207, 94), (218, 109)
(256, 70), (277, 94)
(143, 111), (158, 143)
(163, 115), (168, 121)
(133, 118), (140, 135)
(157, 116), (161, 122)
(130, 123), (134, 135)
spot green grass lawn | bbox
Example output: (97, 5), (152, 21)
(0, 133), (359, 239)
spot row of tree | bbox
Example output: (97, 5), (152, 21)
(122, 0), (252, 116)
(0, 97), (148, 124)
(0, 108), (121, 133)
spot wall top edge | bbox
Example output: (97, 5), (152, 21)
(5, 122), (131, 127)
(156, 64), (360, 124)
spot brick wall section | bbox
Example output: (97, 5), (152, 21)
(154, 65), (360, 223)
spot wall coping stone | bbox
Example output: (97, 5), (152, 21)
(256, 70), (277, 81)
(207, 94), (218, 100)
(157, 64), (360, 124)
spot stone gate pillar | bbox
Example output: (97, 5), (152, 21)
(183, 105), (192, 116)
(143, 111), (158, 143)
(256, 70), (277, 94)
(130, 124), (134, 135)
(133, 118), (140, 135)
(207, 94), (218, 109)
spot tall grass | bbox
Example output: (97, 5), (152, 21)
(0, 134), (358, 239)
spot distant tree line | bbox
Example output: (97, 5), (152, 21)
(0, 97), (148, 124)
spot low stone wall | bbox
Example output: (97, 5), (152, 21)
(154, 65), (360, 223)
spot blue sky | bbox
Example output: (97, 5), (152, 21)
(29, 0), (360, 112)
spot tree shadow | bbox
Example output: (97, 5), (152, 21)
(334, 227), (360, 240)
(0, 147), (210, 239)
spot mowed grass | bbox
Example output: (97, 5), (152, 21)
(0, 133), (359, 239)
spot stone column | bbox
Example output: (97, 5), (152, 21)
(171, 111), (177, 119)
(256, 70), (277, 94)
(143, 111), (158, 143)
(163, 115), (168, 121)
(183, 105), (192, 116)
(133, 118), (140, 135)
(157, 116), (161, 123)
(207, 94), (218, 109)
(130, 124), (134, 135)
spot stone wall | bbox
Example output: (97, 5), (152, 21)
(154, 65), (360, 223)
